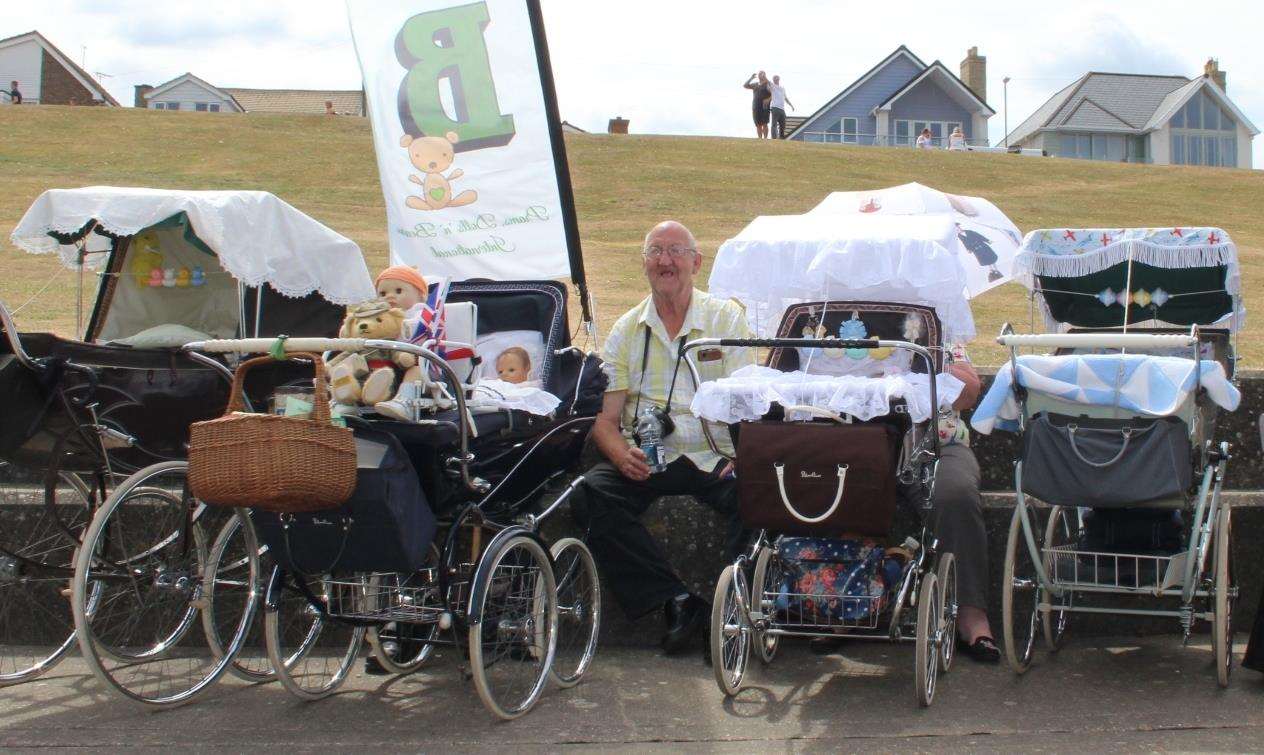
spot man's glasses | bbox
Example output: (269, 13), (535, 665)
(643, 245), (696, 260)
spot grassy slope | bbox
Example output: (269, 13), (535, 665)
(2, 105), (1262, 364)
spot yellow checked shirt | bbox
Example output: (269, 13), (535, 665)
(602, 289), (755, 471)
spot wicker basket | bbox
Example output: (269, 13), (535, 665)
(188, 352), (356, 512)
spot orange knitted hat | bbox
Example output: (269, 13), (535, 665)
(375, 265), (428, 295)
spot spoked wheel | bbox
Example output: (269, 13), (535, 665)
(711, 564), (750, 696)
(264, 571), (365, 700)
(1042, 506), (1074, 652)
(71, 461), (235, 708)
(936, 553), (957, 673)
(1213, 504), (1233, 688)
(203, 512), (271, 682)
(467, 534), (558, 720)
(0, 465), (95, 685)
(366, 550), (442, 675)
(548, 538), (600, 687)
(1002, 502), (1042, 674)
(751, 546), (782, 664)
(915, 570), (940, 707)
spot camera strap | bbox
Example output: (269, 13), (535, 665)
(630, 324), (695, 426)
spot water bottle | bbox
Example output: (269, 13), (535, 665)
(636, 407), (668, 474)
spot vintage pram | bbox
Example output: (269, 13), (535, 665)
(976, 227), (1243, 686)
(0, 187), (372, 688)
(696, 213), (984, 706)
(69, 279), (606, 718)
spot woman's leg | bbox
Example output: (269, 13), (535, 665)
(928, 444), (992, 643)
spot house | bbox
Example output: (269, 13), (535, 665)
(560, 120), (587, 134)
(0, 31), (120, 106)
(1005, 60), (1257, 169)
(788, 46), (994, 147)
(136, 72), (365, 115)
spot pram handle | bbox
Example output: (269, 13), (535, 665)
(996, 333), (1197, 349)
(714, 337), (880, 349)
(183, 337), (483, 495)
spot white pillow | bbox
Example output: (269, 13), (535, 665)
(109, 324), (211, 349)
(476, 330), (546, 381)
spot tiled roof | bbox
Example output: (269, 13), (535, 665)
(1007, 72), (1189, 144)
(221, 88), (365, 116)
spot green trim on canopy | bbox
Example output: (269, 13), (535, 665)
(1036, 261), (1233, 328)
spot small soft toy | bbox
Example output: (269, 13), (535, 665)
(191, 266), (206, 287)
(162, 268), (177, 288)
(375, 265), (428, 320)
(495, 347), (531, 384)
(176, 268), (191, 288)
(129, 231), (164, 286)
(327, 300), (417, 406)
(147, 268), (164, 287)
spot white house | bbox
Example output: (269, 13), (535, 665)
(137, 72), (241, 113)
(0, 30), (119, 106)
(137, 72), (365, 116)
(1006, 60), (1257, 169)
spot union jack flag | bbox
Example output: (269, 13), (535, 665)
(408, 280), (474, 371)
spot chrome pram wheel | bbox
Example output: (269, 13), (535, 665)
(711, 564), (750, 696)
(915, 570), (940, 707)
(1002, 502), (1041, 674)
(751, 546), (782, 663)
(1041, 506), (1074, 652)
(0, 467), (94, 686)
(468, 533), (557, 720)
(365, 556), (442, 675)
(71, 462), (237, 708)
(1213, 504), (1233, 688)
(549, 538), (600, 687)
(936, 553), (957, 673)
(204, 513), (271, 682)
(264, 571), (365, 700)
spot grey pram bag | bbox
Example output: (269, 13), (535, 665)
(1020, 413), (1192, 508)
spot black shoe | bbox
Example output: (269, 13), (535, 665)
(808, 636), (849, 655)
(364, 654), (390, 676)
(661, 593), (707, 655)
(959, 635), (1001, 663)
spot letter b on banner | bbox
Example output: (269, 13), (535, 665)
(396, 2), (516, 151)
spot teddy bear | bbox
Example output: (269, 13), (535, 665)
(400, 131), (478, 211)
(326, 300), (418, 407)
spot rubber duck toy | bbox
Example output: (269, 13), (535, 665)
(176, 268), (191, 288)
(147, 268), (164, 287)
(162, 268), (177, 287)
(190, 266), (206, 287)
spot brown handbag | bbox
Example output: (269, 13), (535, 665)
(188, 353), (357, 512)
(735, 421), (900, 537)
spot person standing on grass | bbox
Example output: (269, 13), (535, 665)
(768, 75), (794, 139)
(8, 81), (22, 105)
(744, 71), (771, 139)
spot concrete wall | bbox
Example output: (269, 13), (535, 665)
(0, 37), (42, 104)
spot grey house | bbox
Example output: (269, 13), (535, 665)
(788, 46), (994, 147)
(1005, 60), (1257, 168)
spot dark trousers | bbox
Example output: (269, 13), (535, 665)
(770, 107), (787, 138)
(926, 444), (988, 611)
(570, 457), (743, 619)
(1245, 585), (1264, 672)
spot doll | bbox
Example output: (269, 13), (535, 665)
(495, 347), (531, 384)
(374, 265), (428, 320)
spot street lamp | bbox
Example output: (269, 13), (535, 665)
(1003, 76), (1011, 148)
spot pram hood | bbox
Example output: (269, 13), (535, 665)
(10, 186), (375, 305)
(1014, 227), (1244, 332)
(709, 214), (975, 343)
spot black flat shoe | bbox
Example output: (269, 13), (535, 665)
(662, 593), (707, 655)
(959, 635), (1001, 663)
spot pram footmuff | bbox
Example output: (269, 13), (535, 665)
(973, 226), (1243, 686)
(693, 212), (985, 706)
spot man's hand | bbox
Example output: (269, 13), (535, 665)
(615, 445), (652, 481)
(947, 360), (981, 411)
(716, 460), (735, 479)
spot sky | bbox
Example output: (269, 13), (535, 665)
(7, 0), (1262, 167)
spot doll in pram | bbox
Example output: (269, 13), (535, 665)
(973, 227), (1243, 686)
(685, 301), (966, 706)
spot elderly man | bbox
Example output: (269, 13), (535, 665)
(572, 220), (753, 654)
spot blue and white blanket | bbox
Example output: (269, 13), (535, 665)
(971, 354), (1239, 434)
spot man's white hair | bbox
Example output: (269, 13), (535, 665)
(643, 220), (697, 251)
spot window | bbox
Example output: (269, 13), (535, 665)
(209, 103), (220, 113)
(1170, 89), (1239, 167)
(1203, 97), (1218, 130)
(152, 102), (164, 110)
(895, 120), (910, 146)
(896, 119), (961, 147)
(841, 117), (858, 144)
(195, 102), (208, 112)
(1128, 136), (1147, 163)
(1184, 97), (1201, 128)
(167, 102), (180, 111)
(1172, 134), (1185, 164)
(1223, 137), (1237, 166)
(1221, 107), (1234, 131)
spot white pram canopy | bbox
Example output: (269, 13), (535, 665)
(708, 213), (976, 343)
(9, 186), (375, 305)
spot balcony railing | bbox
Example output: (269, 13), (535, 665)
(795, 130), (991, 150)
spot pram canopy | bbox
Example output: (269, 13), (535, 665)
(9, 187), (376, 342)
(1014, 227), (1244, 332)
(709, 213), (976, 343)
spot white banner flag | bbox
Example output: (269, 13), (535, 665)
(347, 0), (574, 281)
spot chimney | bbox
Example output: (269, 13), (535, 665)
(1204, 58), (1227, 92)
(960, 47), (987, 103)
(607, 116), (629, 134)
(134, 84), (153, 108)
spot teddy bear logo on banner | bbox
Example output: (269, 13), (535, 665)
(400, 131), (479, 211)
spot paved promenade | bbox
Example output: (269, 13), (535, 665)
(2, 635), (1261, 751)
